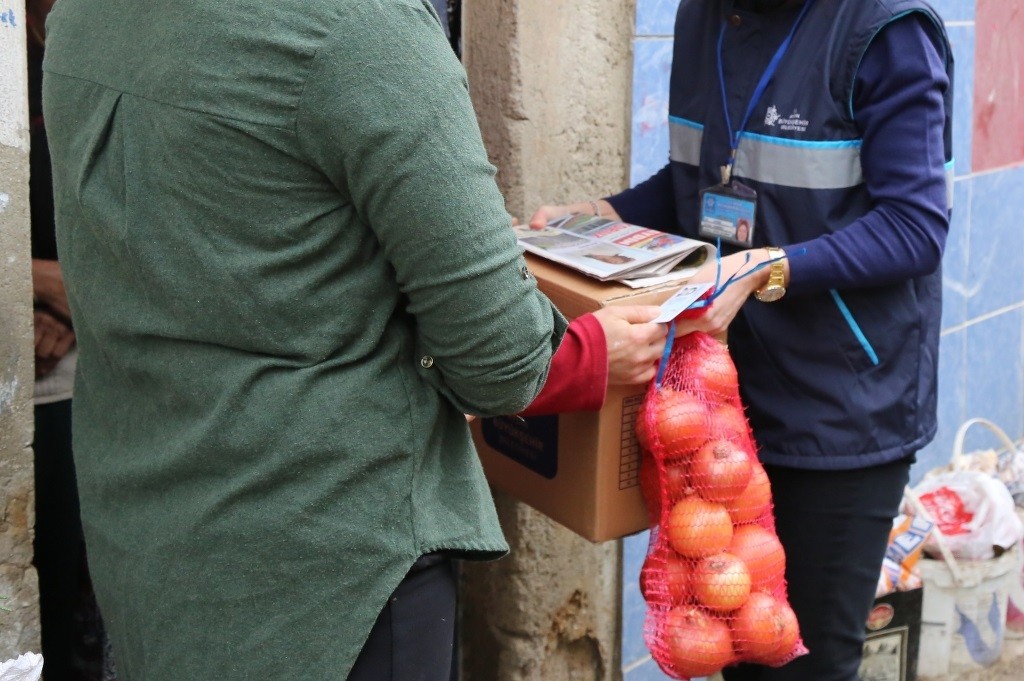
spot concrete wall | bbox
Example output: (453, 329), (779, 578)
(0, 0), (41, 658)
(458, 1), (635, 679)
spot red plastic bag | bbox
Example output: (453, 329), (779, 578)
(636, 331), (807, 679)
(913, 469), (1023, 560)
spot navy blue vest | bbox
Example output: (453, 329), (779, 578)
(667, 0), (953, 469)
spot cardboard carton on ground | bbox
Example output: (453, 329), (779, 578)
(471, 254), (692, 543)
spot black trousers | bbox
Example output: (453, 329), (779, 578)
(32, 400), (84, 681)
(722, 456), (912, 681)
(348, 553), (457, 681)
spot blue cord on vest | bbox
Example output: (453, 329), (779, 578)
(653, 241), (805, 387)
(654, 322), (676, 389)
(716, 0), (817, 175)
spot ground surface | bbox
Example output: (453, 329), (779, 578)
(920, 634), (1024, 680)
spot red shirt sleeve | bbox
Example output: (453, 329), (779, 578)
(520, 312), (608, 416)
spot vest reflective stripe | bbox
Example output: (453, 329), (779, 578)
(669, 117), (864, 189)
(735, 132), (863, 189)
(668, 116), (703, 166)
(669, 112), (953, 214)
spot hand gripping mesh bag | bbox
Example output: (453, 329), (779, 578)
(636, 331), (807, 679)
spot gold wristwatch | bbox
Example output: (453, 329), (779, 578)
(754, 246), (787, 303)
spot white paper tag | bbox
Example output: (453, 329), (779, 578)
(653, 281), (714, 324)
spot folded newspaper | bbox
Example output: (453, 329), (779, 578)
(514, 214), (715, 289)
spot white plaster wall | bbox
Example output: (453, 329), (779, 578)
(459, 1), (635, 679)
(0, 0), (41, 657)
(0, 1), (29, 152)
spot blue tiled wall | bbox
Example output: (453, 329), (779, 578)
(621, 1), (1024, 678)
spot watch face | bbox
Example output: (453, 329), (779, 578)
(756, 285), (786, 303)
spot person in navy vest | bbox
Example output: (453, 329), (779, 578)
(532, 0), (953, 678)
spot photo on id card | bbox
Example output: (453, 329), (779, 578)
(699, 183), (756, 247)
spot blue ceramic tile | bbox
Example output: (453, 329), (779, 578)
(622, 532), (711, 681)
(622, 599), (651, 672)
(946, 23), (974, 176)
(1020, 307), (1024, 442)
(911, 328), (968, 485)
(929, 0), (975, 23)
(624, 532), (650, 580)
(636, 0), (681, 37)
(624, 659), (714, 681)
(941, 179), (972, 330)
(953, 388), (1024, 455)
(624, 658), (685, 681)
(965, 166), (1024, 320)
(630, 38), (673, 187)
(963, 307), (1024, 440)
(622, 532), (653, 666)
(1019, 310), (1024, 442)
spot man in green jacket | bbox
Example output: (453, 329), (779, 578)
(42, 1), (596, 678)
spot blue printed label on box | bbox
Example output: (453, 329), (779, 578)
(481, 415), (559, 479)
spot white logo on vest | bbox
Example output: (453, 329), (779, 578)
(765, 106), (809, 133)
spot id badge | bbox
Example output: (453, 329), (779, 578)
(699, 182), (757, 247)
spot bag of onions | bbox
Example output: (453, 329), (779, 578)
(636, 329), (807, 679)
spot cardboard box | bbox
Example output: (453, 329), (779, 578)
(471, 254), (690, 543)
(859, 587), (924, 681)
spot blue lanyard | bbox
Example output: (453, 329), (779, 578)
(716, 0), (815, 183)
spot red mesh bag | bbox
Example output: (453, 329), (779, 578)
(636, 330), (807, 679)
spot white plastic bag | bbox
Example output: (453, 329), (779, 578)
(0, 653), (43, 681)
(912, 469), (1023, 560)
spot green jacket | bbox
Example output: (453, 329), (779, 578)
(43, 1), (565, 677)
